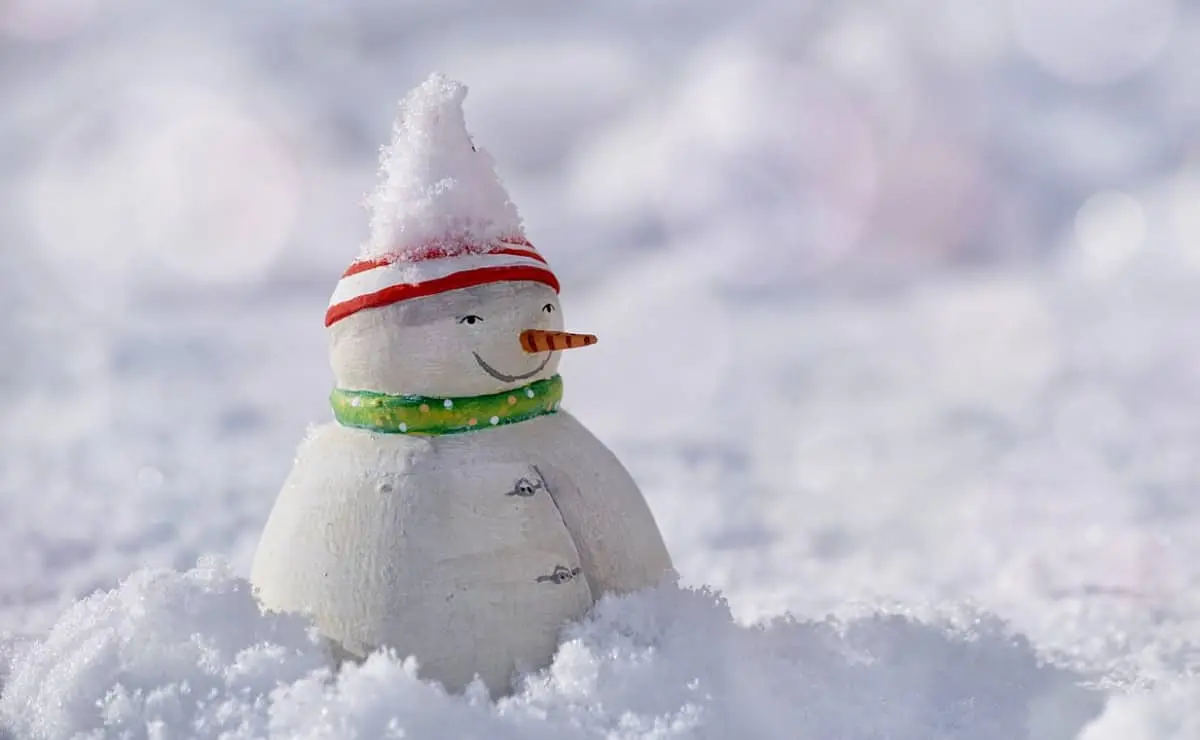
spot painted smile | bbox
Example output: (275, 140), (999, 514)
(473, 351), (553, 383)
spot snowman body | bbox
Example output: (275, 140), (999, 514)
(252, 408), (669, 694)
(250, 74), (674, 696)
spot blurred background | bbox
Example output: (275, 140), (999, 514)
(2, 0), (1199, 685)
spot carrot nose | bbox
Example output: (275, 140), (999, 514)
(520, 330), (599, 353)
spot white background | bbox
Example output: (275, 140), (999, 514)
(2, 1), (1199, 736)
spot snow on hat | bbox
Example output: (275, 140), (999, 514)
(326, 74), (559, 328)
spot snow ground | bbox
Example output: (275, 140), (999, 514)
(4, 0), (1200, 737)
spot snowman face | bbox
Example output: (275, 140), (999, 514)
(329, 281), (567, 397)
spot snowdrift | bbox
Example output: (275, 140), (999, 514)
(1, 559), (1104, 739)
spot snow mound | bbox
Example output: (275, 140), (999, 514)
(364, 73), (525, 260)
(1, 561), (1104, 740)
(1081, 679), (1200, 740)
(0, 559), (329, 740)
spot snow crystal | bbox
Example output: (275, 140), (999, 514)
(0, 562), (1104, 740)
(363, 73), (526, 260)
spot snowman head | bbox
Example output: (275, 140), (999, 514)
(329, 277), (598, 397)
(324, 74), (596, 397)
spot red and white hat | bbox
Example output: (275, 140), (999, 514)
(324, 238), (559, 327)
(328, 74), (558, 327)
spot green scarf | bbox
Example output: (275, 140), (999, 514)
(331, 375), (563, 435)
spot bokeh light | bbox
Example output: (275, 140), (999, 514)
(653, 43), (878, 275)
(0, 0), (98, 41)
(1169, 170), (1200, 273)
(1072, 190), (1147, 280)
(1010, 0), (1176, 85)
(27, 86), (299, 299)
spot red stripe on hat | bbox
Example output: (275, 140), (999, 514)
(340, 243), (546, 278)
(492, 247), (548, 264)
(342, 255), (396, 277)
(325, 264), (560, 327)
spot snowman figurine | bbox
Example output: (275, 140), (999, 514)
(250, 74), (674, 697)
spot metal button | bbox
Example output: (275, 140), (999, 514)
(506, 465), (550, 498)
(536, 565), (582, 585)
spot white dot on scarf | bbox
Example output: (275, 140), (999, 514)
(444, 399), (454, 409)
(526, 389), (535, 398)
(490, 416), (500, 425)
(399, 423), (408, 432)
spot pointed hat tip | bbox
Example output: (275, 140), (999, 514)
(406, 72), (468, 110)
(362, 72), (524, 260)
(420, 70), (465, 89)
(391, 72), (472, 141)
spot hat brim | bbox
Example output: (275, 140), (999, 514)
(325, 264), (560, 327)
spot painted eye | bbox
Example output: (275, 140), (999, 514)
(542, 304), (555, 313)
(458, 315), (484, 325)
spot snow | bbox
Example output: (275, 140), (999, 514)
(1, 560), (1103, 739)
(4, 0), (1200, 737)
(364, 73), (526, 260)
(0, 560), (327, 740)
